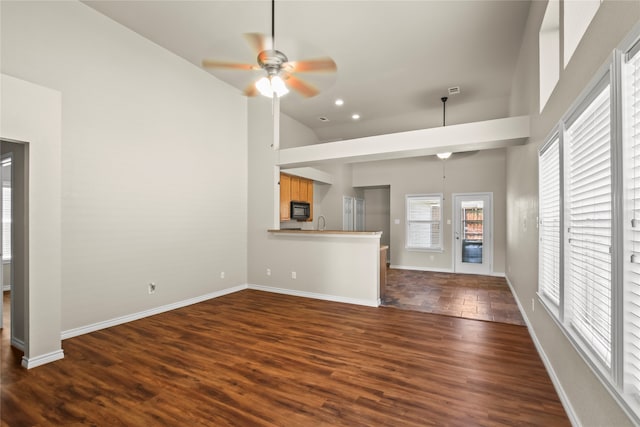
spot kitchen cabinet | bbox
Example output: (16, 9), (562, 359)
(280, 173), (314, 222)
(280, 173), (291, 221)
(290, 176), (301, 201)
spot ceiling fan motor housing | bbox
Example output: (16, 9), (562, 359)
(258, 50), (288, 75)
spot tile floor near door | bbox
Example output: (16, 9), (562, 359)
(382, 269), (526, 326)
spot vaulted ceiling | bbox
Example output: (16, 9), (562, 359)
(84, 1), (531, 142)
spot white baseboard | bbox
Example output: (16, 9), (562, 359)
(11, 336), (25, 351)
(390, 265), (505, 277)
(504, 276), (580, 427)
(390, 265), (454, 273)
(248, 284), (379, 308)
(61, 284), (248, 340)
(22, 349), (64, 369)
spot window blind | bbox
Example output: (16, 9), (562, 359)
(539, 137), (561, 306)
(566, 83), (612, 367)
(624, 46), (640, 402)
(406, 195), (442, 250)
(2, 187), (10, 261)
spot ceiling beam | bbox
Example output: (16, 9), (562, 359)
(277, 115), (529, 167)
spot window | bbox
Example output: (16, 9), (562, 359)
(535, 26), (640, 423)
(539, 0), (560, 112)
(564, 0), (602, 67)
(565, 80), (612, 367)
(624, 39), (640, 411)
(406, 194), (442, 251)
(1, 157), (10, 262)
(539, 136), (561, 307)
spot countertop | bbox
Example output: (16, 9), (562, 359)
(268, 229), (382, 236)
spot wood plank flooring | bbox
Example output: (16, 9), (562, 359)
(1, 290), (569, 426)
(383, 269), (526, 326)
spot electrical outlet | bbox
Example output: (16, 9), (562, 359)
(220, 272), (225, 279)
(266, 268), (271, 276)
(291, 271), (297, 279)
(148, 282), (156, 294)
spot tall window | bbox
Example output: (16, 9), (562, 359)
(406, 194), (442, 251)
(1, 157), (10, 262)
(565, 80), (612, 367)
(536, 28), (640, 422)
(539, 136), (561, 307)
(624, 40), (640, 409)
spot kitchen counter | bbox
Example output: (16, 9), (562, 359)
(268, 229), (382, 236)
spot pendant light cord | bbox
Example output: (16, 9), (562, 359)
(271, 0), (275, 48)
(441, 96), (448, 127)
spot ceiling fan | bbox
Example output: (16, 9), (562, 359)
(202, 0), (337, 99)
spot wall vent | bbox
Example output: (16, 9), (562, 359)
(448, 86), (461, 95)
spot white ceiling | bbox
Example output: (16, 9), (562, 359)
(83, 0), (531, 142)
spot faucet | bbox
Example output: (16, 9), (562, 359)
(317, 215), (326, 231)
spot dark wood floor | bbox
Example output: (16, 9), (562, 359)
(383, 269), (526, 326)
(2, 290), (568, 426)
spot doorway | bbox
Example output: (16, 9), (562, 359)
(453, 193), (493, 275)
(0, 141), (26, 353)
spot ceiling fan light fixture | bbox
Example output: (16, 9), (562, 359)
(255, 75), (289, 98)
(437, 152), (452, 160)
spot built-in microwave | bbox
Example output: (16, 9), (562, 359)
(290, 201), (310, 221)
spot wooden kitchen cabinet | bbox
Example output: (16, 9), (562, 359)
(290, 176), (301, 201)
(280, 172), (314, 222)
(280, 173), (291, 221)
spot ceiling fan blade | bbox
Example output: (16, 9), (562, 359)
(285, 74), (319, 98)
(288, 57), (337, 73)
(243, 82), (258, 97)
(244, 32), (270, 54)
(202, 59), (258, 71)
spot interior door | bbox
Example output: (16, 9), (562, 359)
(354, 198), (365, 231)
(343, 196), (354, 231)
(453, 193), (492, 275)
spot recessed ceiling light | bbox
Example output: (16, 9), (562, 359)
(319, 117), (329, 122)
(335, 99), (344, 106)
(352, 114), (360, 120)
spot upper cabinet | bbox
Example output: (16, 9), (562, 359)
(280, 173), (291, 221)
(280, 172), (314, 222)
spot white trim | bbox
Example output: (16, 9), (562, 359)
(389, 265), (505, 277)
(505, 276), (581, 427)
(248, 284), (379, 308)
(2, 284), (10, 292)
(21, 349), (64, 369)
(11, 336), (24, 351)
(61, 285), (247, 340)
(390, 264), (454, 273)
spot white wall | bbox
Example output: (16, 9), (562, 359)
(1, 2), (248, 333)
(352, 149), (507, 274)
(506, 1), (640, 425)
(1, 74), (63, 367)
(280, 113), (320, 149)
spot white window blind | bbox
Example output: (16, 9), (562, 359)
(406, 195), (442, 250)
(566, 82), (612, 367)
(539, 137), (561, 306)
(624, 45), (640, 403)
(2, 186), (10, 262)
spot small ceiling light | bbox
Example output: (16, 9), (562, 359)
(319, 117), (329, 122)
(255, 75), (289, 98)
(437, 152), (452, 160)
(352, 113), (360, 120)
(335, 99), (344, 106)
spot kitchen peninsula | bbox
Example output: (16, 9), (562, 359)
(259, 229), (383, 307)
